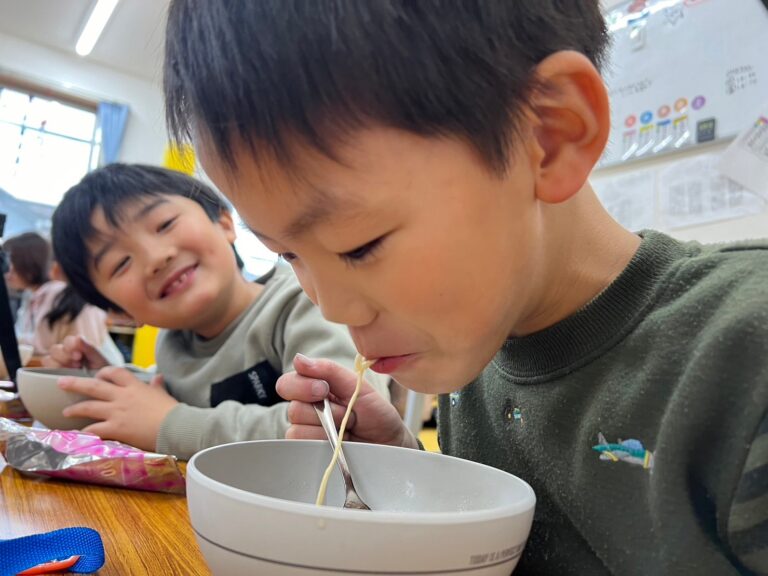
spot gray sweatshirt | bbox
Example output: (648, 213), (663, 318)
(155, 265), (389, 459)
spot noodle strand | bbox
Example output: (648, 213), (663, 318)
(315, 354), (373, 506)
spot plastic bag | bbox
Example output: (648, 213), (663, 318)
(0, 418), (185, 494)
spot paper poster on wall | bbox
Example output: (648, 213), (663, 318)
(718, 102), (768, 197)
(592, 169), (657, 232)
(657, 152), (766, 229)
(599, 0), (768, 168)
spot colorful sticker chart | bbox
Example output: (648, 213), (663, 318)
(598, 0), (768, 169)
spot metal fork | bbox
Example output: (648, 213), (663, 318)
(313, 398), (371, 510)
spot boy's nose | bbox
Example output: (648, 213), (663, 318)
(146, 249), (176, 276)
(304, 276), (376, 328)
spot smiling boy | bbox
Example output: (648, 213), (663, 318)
(163, 1), (768, 574)
(49, 164), (388, 459)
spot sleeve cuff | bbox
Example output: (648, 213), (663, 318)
(156, 403), (209, 460)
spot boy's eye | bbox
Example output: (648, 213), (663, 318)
(278, 236), (386, 266)
(157, 217), (177, 232)
(339, 236), (385, 266)
(111, 256), (130, 277)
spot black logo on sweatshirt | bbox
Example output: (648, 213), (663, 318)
(210, 361), (282, 407)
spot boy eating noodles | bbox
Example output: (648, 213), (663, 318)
(163, 1), (768, 574)
(47, 164), (389, 460)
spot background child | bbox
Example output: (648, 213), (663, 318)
(48, 164), (389, 460)
(3, 232), (121, 362)
(163, 1), (768, 574)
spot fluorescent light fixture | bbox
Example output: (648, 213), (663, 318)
(606, 0), (683, 32)
(76, 0), (120, 56)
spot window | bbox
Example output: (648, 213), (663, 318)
(0, 86), (101, 206)
(232, 210), (279, 278)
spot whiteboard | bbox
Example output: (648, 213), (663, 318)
(598, 0), (768, 168)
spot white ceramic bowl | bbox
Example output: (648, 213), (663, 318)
(17, 367), (97, 430)
(187, 440), (536, 575)
(0, 344), (35, 380)
(16, 367), (152, 430)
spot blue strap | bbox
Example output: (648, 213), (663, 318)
(0, 527), (105, 575)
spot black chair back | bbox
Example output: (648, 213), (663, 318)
(0, 213), (22, 390)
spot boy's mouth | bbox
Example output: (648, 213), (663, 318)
(368, 354), (417, 375)
(160, 264), (198, 299)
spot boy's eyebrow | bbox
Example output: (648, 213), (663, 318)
(92, 198), (170, 271)
(248, 190), (362, 242)
(284, 196), (336, 239)
(133, 197), (170, 221)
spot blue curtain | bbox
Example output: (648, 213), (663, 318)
(97, 102), (129, 165)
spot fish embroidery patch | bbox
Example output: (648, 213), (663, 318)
(592, 432), (654, 470)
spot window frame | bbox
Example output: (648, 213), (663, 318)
(0, 75), (101, 205)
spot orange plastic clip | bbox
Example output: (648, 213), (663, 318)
(16, 555), (80, 575)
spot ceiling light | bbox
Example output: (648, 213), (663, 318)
(75, 0), (120, 57)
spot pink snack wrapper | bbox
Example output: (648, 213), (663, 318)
(0, 417), (185, 494)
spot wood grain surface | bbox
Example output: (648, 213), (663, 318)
(0, 461), (211, 575)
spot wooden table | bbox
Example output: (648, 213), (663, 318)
(0, 460), (211, 575)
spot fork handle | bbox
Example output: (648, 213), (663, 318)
(313, 401), (353, 478)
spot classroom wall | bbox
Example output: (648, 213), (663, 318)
(594, 0), (768, 244)
(591, 142), (768, 244)
(0, 32), (166, 165)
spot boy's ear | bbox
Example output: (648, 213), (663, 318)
(216, 209), (238, 243)
(525, 51), (610, 205)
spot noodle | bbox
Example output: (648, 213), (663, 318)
(315, 353), (374, 506)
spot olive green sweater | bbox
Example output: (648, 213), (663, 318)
(438, 231), (768, 575)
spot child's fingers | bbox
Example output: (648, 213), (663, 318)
(62, 399), (111, 421)
(58, 336), (108, 370)
(79, 422), (112, 439)
(286, 399), (355, 429)
(93, 366), (142, 386)
(291, 354), (367, 400)
(62, 336), (87, 361)
(60, 335), (82, 352)
(43, 343), (81, 368)
(58, 377), (117, 401)
(277, 372), (330, 403)
(285, 424), (333, 441)
(40, 349), (69, 368)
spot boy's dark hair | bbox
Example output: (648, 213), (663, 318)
(164, 0), (609, 174)
(3, 232), (51, 287)
(45, 285), (87, 329)
(52, 163), (228, 312)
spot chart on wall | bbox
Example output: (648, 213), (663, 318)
(598, 0), (768, 169)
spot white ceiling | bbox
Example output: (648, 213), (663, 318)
(0, 0), (169, 81)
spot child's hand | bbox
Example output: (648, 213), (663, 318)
(277, 354), (419, 450)
(57, 366), (178, 452)
(42, 336), (111, 371)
